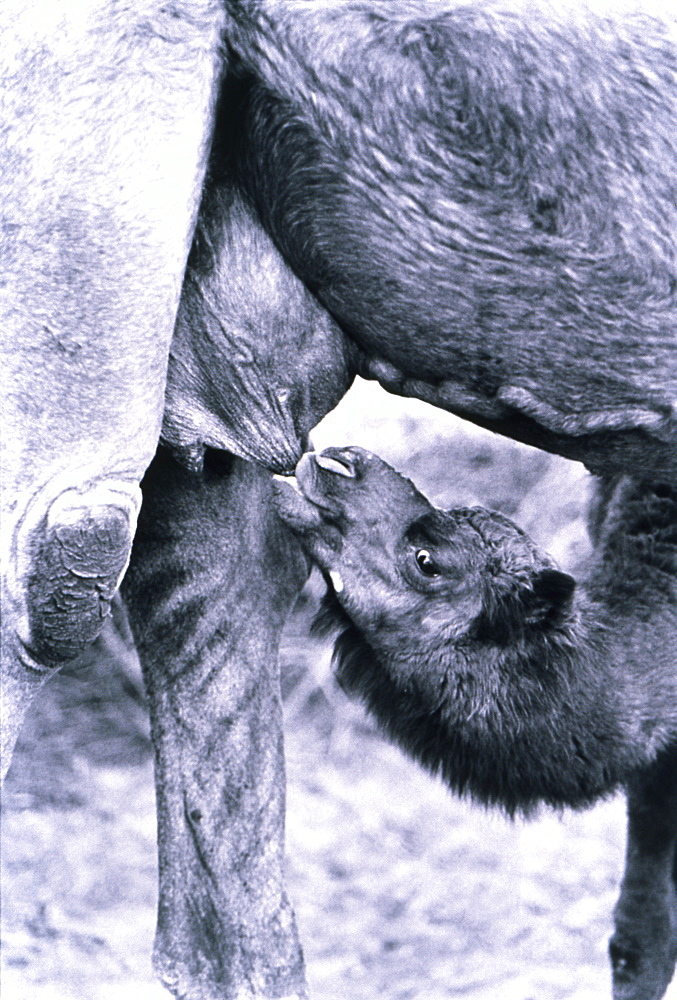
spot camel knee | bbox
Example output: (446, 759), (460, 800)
(23, 481), (141, 663)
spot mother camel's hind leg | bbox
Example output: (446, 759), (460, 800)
(0, 1), (225, 778)
(589, 478), (677, 1000)
(611, 745), (677, 1000)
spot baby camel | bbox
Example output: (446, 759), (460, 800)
(274, 446), (677, 1000)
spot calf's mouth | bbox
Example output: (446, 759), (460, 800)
(312, 448), (360, 479)
(272, 447), (363, 532)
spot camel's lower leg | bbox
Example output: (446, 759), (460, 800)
(611, 745), (677, 1000)
(122, 447), (309, 1000)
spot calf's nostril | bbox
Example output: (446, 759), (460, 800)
(315, 449), (358, 478)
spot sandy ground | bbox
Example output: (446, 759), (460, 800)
(0, 708), (633, 1000)
(2, 382), (675, 1000)
(2, 680), (665, 1000)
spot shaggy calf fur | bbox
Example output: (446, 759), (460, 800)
(274, 446), (677, 999)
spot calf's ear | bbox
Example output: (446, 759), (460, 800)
(475, 567), (576, 642)
(522, 568), (576, 626)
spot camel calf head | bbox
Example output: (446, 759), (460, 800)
(275, 445), (574, 662)
(274, 447), (671, 814)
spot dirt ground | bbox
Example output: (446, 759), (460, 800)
(2, 382), (675, 1000)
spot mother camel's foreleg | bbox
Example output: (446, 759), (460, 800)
(121, 446), (309, 1000)
(0, 0), (225, 778)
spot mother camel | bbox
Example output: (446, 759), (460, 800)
(1, 2), (675, 999)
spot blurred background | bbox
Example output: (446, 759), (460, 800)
(3, 379), (674, 1000)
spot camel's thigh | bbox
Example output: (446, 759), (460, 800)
(0, 0), (225, 774)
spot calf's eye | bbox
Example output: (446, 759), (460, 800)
(415, 549), (439, 577)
